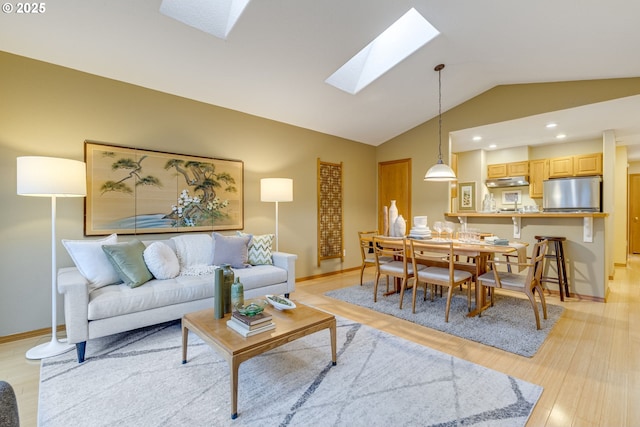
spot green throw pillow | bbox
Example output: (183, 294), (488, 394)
(237, 232), (274, 265)
(102, 239), (153, 288)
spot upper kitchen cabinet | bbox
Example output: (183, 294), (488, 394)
(549, 153), (602, 178)
(529, 159), (548, 198)
(574, 153), (603, 176)
(549, 156), (574, 177)
(487, 161), (529, 179)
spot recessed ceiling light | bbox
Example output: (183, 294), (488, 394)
(160, 0), (251, 40)
(556, 134), (567, 139)
(546, 123), (557, 128)
(472, 136), (482, 141)
(326, 8), (440, 94)
(489, 144), (497, 149)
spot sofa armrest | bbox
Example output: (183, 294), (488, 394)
(57, 267), (90, 344)
(272, 252), (297, 293)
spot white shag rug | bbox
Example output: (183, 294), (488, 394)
(326, 281), (564, 357)
(39, 317), (542, 426)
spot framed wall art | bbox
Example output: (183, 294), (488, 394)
(458, 181), (476, 212)
(84, 141), (243, 235)
(501, 189), (522, 205)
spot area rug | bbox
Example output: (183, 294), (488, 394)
(326, 281), (564, 357)
(38, 317), (542, 427)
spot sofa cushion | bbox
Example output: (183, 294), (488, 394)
(62, 233), (120, 290)
(233, 265), (287, 291)
(212, 232), (251, 268)
(143, 242), (180, 280)
(87, 275), (215, 320)
(102, 239), (153, 288)
(237, 232), (274, 265)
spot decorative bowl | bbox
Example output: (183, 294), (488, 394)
(235, 299), (268, 316)
(266, 294), (296, 311)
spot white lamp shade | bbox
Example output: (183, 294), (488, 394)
(423, 161), (457, 182)
(260, 178), (293, 202)
(17, 156), (87, 197)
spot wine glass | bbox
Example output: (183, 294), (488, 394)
(433, 221), (443, 240)
(444, 221), (455, 240)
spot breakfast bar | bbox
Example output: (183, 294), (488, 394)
(446, 211), (609, 301)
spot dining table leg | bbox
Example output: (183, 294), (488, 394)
(468, 253), (490, 317)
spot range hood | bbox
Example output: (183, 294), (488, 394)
(485, 176), (529, 188)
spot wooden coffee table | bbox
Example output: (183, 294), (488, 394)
(181, 301), (337, 419)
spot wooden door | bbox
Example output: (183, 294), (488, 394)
(378, 159), (411, 235)
(630, 174), (640, 254)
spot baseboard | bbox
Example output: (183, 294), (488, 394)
(298, 266), (360, 282)
(0, 325), (66, 344)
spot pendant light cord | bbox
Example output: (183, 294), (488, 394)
(434, 63), (445, 163)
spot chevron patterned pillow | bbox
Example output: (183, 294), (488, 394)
(237, 232), (274, 265)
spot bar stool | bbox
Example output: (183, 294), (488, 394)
(534, 235), (569, 301)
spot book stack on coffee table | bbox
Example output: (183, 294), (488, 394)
(227, 311), (275, 337)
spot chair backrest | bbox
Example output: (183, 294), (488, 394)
(373, 236), (409, 270)
(358, 230), (378, 262)
(409, 239), (455, 281)
(529, 239), (548, 289)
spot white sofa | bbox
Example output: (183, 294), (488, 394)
(58, 233), (296, 363)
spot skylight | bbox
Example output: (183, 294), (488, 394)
(160, 0), (251, 40)
(326, 8), (440, 95)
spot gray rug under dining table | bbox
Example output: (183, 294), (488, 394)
(326, 280), (564, 357)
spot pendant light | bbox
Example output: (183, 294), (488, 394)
(424, 64), (457, 181)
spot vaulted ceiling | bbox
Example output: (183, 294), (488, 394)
(2, 1), (640, 154)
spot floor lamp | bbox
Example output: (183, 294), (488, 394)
(17, 156), (87, 360)
(260, 178), (293, 252)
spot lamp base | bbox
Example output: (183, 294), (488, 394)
(25, 338), (74, 360)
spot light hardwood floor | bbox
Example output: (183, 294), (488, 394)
(2, 256), (639, 427)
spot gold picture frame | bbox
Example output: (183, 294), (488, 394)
(84, 141), (243, 235)
(458, 181), (476, 212)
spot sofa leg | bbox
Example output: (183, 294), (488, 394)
(76, 342), (87, 363)
(284, 293), (290, 298)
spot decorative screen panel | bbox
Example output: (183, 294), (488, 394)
(317, 159), (343, 266)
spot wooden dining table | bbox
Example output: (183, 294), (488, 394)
(369, 236), (526, 317)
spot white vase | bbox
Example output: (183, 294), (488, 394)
(388, 200), (398, 237)
(395, 214), (406, 237)
(382, 206), (389, 236)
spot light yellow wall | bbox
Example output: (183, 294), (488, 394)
(0, 52), (377, 335)
(614, 146), (628, 265)
(529, 139), (602, 159)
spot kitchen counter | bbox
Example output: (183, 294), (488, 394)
(447, 211), (608, 218)
(444, 211), (608, 301)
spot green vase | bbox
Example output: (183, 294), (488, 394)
(221, 264), (234, 314)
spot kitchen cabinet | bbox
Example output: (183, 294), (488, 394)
(487, 163), (508, 178)
(529, 159), (548, 198)
(549, 156), (574, 178)
(487, 161), (528, 179)
(549, 153), (602, 178)
(574, 153), (602, 176)
(508, 161), (529, 176)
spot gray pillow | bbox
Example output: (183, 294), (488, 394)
(102, 239), (153, 288)
(212, 232), (251, 268)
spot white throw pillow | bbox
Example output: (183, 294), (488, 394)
(171, 234), (213, 270)
(62, 233), (120, 289)
(143, 242), (180, 280)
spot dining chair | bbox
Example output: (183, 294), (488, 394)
(476, 239), (549, 329)
(409, 239), (474, 322)
(373, 236), (421, 308)
(358, 230), (391, 286)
